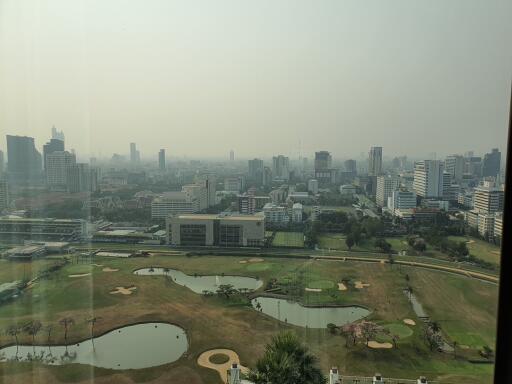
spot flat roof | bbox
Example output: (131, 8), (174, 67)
(174, 214), (264, 221)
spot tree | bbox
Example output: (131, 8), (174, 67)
(247, 332), (325, 384)
(326, 323), (337, 335)
(360, 321), (380, 346)
(345, 236), (355, 251)
(340, 323), (358, 347)
(216, 284), (237, 299)
(59, 317), (75, 344)
(6, 325), (20, 354)
(374, 238), (392, 254)
(23, 320), (42, 354)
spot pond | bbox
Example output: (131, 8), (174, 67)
(0, 322), (188, 370)
(251, 297), (371, 328)
(134, 267), (263, 293)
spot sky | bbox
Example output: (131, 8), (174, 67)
(0, 0), (511, 160)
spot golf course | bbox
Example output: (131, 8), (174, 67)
(0, 251), (498, 384)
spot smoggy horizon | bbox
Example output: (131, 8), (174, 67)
(1, 0), (511, 158)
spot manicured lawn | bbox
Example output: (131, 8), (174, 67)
(448, 236), (501, 265)
(0, 253), (498, 384)
(272, 232), (304, 248)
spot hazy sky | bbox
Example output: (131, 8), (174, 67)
(1, 0), (511, 160)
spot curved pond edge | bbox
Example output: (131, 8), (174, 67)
(251, 293), (372, 312)
(132, 266), (263, 281)
(0, 320), (190, 353)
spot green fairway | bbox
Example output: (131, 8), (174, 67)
(448, 236), (501, 265)
(272, 232), (305, 248)
(308, 279), (336, 289)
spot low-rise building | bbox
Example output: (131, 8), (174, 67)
(339, 184), (357, 197)
(308, 179), (319, 194)
(262, 203), (289, 224)
(457, 191), (474, 208)
(388, 190), (417, 214)
(292, 203), (303, 223)
(4, 244), (46, 260)
(478, 213), (495, 238)
(494, 213), (503, 242)
(0, 217), (87, 242)
(168, 214), (265, 247)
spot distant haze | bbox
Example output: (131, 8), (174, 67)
(1, 0), (511, 159)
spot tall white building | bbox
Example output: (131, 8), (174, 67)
(292, 203), (303, 223)
(413, 160), (444, 198)
(46, 151), (76, 190)
(272, 155), (290, 180)
(182, 184), (208, 210)
(376, 175), (399, 207)
(151, 192), (200, 219)
(262, 203), (289, 224)
(368, 147), (383, 176)
(474, 181), (504, 214)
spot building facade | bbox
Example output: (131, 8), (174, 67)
(46, 151), (76, 190)
(168, 214), (265, 247)
(368, 146), (383, 176)
(413, 160), (444, 198)
(0, 217), (87, 242)
(376, 175), (399, 207)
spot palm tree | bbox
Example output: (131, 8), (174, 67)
(247, 332), (325, 384)
(59, 317), (75, 344)
(87, 316), (102, 350)
(453, 341), (458, 359)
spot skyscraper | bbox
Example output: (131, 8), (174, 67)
(272, 155), (290, 180)
(6, 135), (42, 183)
(159, 149), (166, 170)
(368, 146), (383, 176)
(43, 138), (65, 171)
(248, 158), (264, 183)
(445, 154), (464, 181)
(376, 175), (399, 207)
(314, 151), (332, 171)
(413, 160), (445, 198)
(51, 125), (65, 141)
(344, 159), (357, 174)
(230, 150), (235, 161)
(482, 148), (501, 178)
(0, 150), (4, 175)
(46, 151), (76, 190)
(0, 179), (8, 211)
(130, 143), (140, 165)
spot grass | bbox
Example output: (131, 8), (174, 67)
(272, 232), (304, 248)
(448, 236), (501, 265)
(308, 280), (336, 289)
(209, 353), (230, 364)
(0, 253), (498, 384)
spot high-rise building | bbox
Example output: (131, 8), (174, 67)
(376, 175), (399, 207)
(130, 143), (140, 165)
(272, 155), (290, 180)
(0, 179), (8, 211)
(464, 156), (482, 177)
(248, 159), (264, 183)
(368, 146), (383, 176)
(46, 151), (76, 190)
(196, 173), (217, 208)
(445, 154), (464, 181)
(0, 150), (4, 175)
(66, 164), (99, 193)
(43, 138), (65, 171)
(482, 148), (501, 178)
(314, 151), (332, 171)
(474, 181), (504, 214)
(6, 135), (42, 183)
(182, 183), (209, 210)
(344, 159), (357, 174)
(263, 166), (272, 186)
(230, 150), (235, 161)
(413, 160), (445, 198)
(51, 126), (65, 141)
(158, 149), (166, 170)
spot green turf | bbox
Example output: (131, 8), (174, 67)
(448, 236), (501, 265)
(272, 232), (305, 248)
(384, 323), (414, 338)
(308, 280), (336, 289)
(246, 263), (273, 271)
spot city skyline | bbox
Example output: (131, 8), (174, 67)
(1, 0), (511, 157)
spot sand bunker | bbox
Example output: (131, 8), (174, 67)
(92, 263), (103, 267)
(466, 240), (475, 244)
(305, 288), (322, 292)
(368, 341), (393, 349)
(69, 273), (91, 278)
(380, 260), (386, 264)
(338, 283), (347, 291)
(239, 260), (248, 264)
(248, 258), (264, 263)
(354, 281), (370, 289)
(403, 319), (416, 326)
(197, 349), (248, 383)
(102, 267), (119, 272)
(110, 286), (137, 295)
